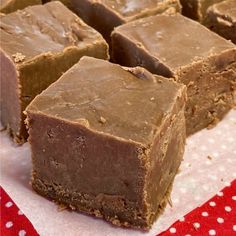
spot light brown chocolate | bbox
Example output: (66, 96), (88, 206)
(71, 0), (181, 44)
(205, 0), (236, 44)
(112, 14), (236, 135)
(0, 1), (108, 143)
(180, 0), (223, 22)
(26, 56), (186, 230)
(0, 0), (42, 13)
(42, 0), (72, 8)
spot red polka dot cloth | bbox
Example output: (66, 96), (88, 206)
(0, 187), (38, 236)
(0, 181), (236, 236)
(158, 179), (236, 236)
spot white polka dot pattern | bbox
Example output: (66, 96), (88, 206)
(233, 225), (236, 231)
(5, 221), (13, 228)
(169, 227), (176, 233)
(209, 201), (216, 207)
(5, 202), (13, 208)
(158, 179), (236, 235)
(0, 187), (38, 236)
(225, 206), (232, 212)
(209, 229), (216, 235)
(18, 230), (27, 236)
(202, 212), (209, 217)
(217, 218), (224, 224)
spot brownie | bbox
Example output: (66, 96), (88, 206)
(0, 1), (108, 144)
(180, 0), (223, 22)
(71, 0), (181, 44)
(112, 14), (236, 135)
(205, 0), (236, 44)
(0, 0), (42, 13)
(25, 56), (186, 230)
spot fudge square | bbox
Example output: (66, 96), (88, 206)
(25, 57), (186, 230)
(112, 13), (236, 135)
(205, 0), (236, 44)
(0, 0), (41, 14)
(71, 0), (181, 43)
(180, 0), (223, 22)
(0, 1), (108, 144)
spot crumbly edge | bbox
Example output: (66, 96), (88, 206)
(31, 174), (173, 231)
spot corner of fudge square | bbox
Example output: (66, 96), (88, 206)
(111, 13), (236, 136)
(25, 56), (186, 230)
(0, 0), (41, 14)
(204, 0), (236, 44)
(0, 1), (108, 144)
(70, 0), (181, 45)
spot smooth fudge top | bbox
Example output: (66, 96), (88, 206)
(27, 56), (185, 145)
(0, 1), (105, 64)
(210, 0), (236, 21)
(88, 0), (180, 19)
(113, 14), (236, 71)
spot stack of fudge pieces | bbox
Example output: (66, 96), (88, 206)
(0, 0), (235, 230)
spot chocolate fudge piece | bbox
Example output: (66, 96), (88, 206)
(42, 0), (72, 8)
(205, 0), (236, 44)
(25, 56), (186, 230)
(112, 14), (236, 135)
(0, 1), (108, 144)
(71, 0), (181, 43)
(180, 0), (223, 22)
(0, 0), (42, 14)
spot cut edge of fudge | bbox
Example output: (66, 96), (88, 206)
(111, 13), (236, 70)
(0, 1), (109, 144)
(115, 0), (182, 22)
(111, 26), (175, 78)
(25, 56), (186, 230)
(71, 0), (181, 43)
(0, 0), (42, 14)
(30, 162), (174, 230)
(204, 0), (236, 44)
(176, 47), (236, 134)
(72, 0), (182, 22)
(25, 56), (186, 145)
(0, 49), (24, 143)
(180, 0), (223, 22)
(111, 13), (236, 135)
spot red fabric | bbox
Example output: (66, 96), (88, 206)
(158, 179), (236, 236)
(1, 181), (236, 236)
(0, 186), (39, 236)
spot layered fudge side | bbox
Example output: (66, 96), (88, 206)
(180, 0), (223, 22)
(0, 0), (42, 14)
(71, 0), (181, 43)
(0, 1), (109, 144)
(205, 0), (236, 44)
(112, 14), (236, 135)
(25, 57), (186, 230)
